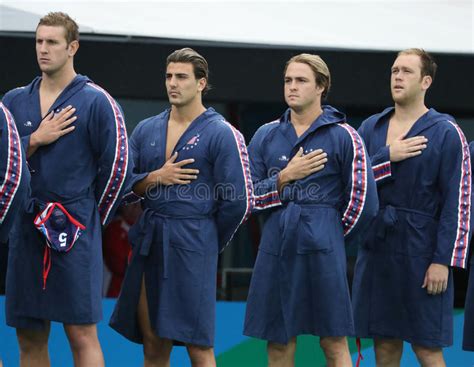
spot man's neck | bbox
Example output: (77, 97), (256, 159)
(290, 104), (323, 127)
(170, 100), (206, 125)
(40, 68), (77, 94)
(393, 99), (429, 125)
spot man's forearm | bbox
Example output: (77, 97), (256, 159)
(26, 133), (41, 158)
(277, 169), (292, 193)
(132, 171), (159, 196)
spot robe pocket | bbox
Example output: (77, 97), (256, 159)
(296, 212), (336, 254)
(401, 214), (437, 257)
(168, 243), (206, 288)
(169, 219), (205, 254)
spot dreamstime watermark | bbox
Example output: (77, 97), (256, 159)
(143, 179), (326, 202)
(145, 182), (248, 201)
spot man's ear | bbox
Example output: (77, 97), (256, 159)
(68, 40), (79, 57)
(197, 78), (207, 92)
(421, 75), (432, 91)
(315, 84), (324, 96)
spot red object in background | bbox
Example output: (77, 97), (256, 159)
(102, 202), (142, 297)
(103, 217), (132, 297)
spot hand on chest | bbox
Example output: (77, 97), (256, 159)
(142, 129), (205, 171)
(265, 137), (332, 171)
(385, 122), (435, 166)
(386, 132), (439, 174)
(16, 103), (85, 142)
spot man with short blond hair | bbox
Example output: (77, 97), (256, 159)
(352, 48), (471, 366)
(3, 11), (129, 367)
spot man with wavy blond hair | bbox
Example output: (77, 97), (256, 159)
(244, 53), (378, 367)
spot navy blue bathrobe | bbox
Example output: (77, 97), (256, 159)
(243, 106), (378, 344)
(3, 75), (129, 327)
(352, 108), (471, 347)
(110, 108), (253, 347)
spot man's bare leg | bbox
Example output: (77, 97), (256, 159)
(17, 322), (51, 367)
(138, 276), (172, 367)
(187, 344), (216, 367)
(267, 337), (296, 367)
(320, 336), (352, 367)
(412, 344), (446, 367)
(374, 338), (403, 367)
(64, 323), (104, 367)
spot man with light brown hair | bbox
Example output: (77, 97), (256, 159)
(352, 48), (471, 366)
(243, 53), (378, 367)
(3, 11), (129, 367)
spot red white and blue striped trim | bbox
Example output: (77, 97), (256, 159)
(121, 191), (143, 205)
(253, 119), (281, 211)
(373, 161), (391, 182)
(254, 189), (282, 210)
(88, 83), (129, 225)
(0, 103), (23, 224)
(339, 124), (368, 236)
(222, 121), (254, 249)
(448, 121), (471, 269)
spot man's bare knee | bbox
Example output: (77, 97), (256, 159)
(267, 338), (296, 366)
(186, 344), (215, 367)
(17, 328), (49, 354)
(374, 338), (403, 366)
(319, 336), (348, 357)
(268, 342), (292, 356)
(64, 324), (99, 351)
(412, 344), (445, 367)
(142, 333), (172, 362)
